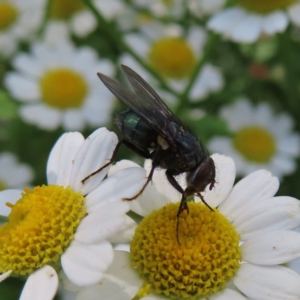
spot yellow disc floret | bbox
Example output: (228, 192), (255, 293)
(149, 38), (196, 79)
(235, 0), (295, 14)
(0, 3), (18, 31)
(233, 126), (276, 163)
(130, 202), (241, 300)
(40, 68), (88, 109)
(0, 180), (7, 191)
(0, 185), (86, 277)
(50, 0), (85, 20)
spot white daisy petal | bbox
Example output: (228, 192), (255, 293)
(109, 215), (137, 243)
(233, 264), (300, 300)
(0, 270), (12, 282)
(61, 240), (113, 286)
(198, 154), (235, 208)
(5, 73), (40, 102)
(71, 11), (97, 37)
(108, 160), (141, 177)
(231, 14), (263, 43)
(219, 170), (279, 222)
(210, 288), (247, 300)
(62, 109), (85, 131)
(0, 189), (22, 217)
(288, 3), (300, 26)
(47, 132), (84, 186)
(277, 134), (300, 156)
(263, 11), (288, 34)
(241, 230), (300, 265)
(75, 202), (130, 243)
(208, 8), (246, 34)
(20, 104), (62, 130)
(85, 167), (146, 212)
(234, 196), (300, 240)
(70, 128), (118, 194)
(12, 53), (44, 77)
(20, 266), (58, 300)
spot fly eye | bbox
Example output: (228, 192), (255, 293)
(187, 157), (216, 192)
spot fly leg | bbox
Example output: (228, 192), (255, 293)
(123, 146), (161, 201)
(81, 139), (125, 184)
(165, 170), (188, 244)
(196, 193), (214, 211)
(82, 139), (150, 184)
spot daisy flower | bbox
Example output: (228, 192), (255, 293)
(188, 0), (226, 17)
(208, 0), (300, 43)
(121, 23), (224, 102)
(0, 152), (34, 190)
(0, 128), (146, 299)
(208, 99), (300, 179)
(5, 42), (115, 131)
(48, 0), (126, 37)
(73, 154), (300, 300)
(0, 0), (44, 57)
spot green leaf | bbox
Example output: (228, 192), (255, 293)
(186, 114), (231, 143)
(0, 91), (18, 119)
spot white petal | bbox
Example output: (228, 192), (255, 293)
(263, 11), (288, 34)
(43, 21), (71, 46)
(70, 128), (118, 195)
(124, 34), (149, 57)
(47, 132), (84, 186)
(5, 73), (40, 102)
(62, 109), (86, 131)
(208, 8), (246, 33)
(77, 250), (142, 300)
(13, 53), (44, 77)
(210, 288), (247, 300)
(61, 240), (113, 286)
(288, 3), (300, 26)
(233, 264), (300, 300)
(0, 189), (22, 217)
(20, 266), (58, 300)
(109, 215), (137, 243)
(108, 160), (141, 177)
(242, 230), (300, 265)
(197, 154), (235, 208)
(20, 104), (62, 130)
(86, 167), (146, 212)
(231, 14), (263, 43)
(219, 170), (279, 222)
(0, 270), (12, 282)
(71, 11), (97, 37)
(234, 196), (300, 240)
(75, 201), (129, 243)
(277, 134), (300, 157)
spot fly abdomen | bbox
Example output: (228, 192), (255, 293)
(115, 110), (157, 150)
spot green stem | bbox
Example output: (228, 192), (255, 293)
(38, 0), (52, 37)
(0, 215), (8, 223)
(178, 32), (219, 108)
(81, 0), (178, 96)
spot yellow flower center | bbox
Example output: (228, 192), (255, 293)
(131, 202), (241, 300)
(235, 0), (295, 14)
(0, 180), (7, 191)
(50, 0), (85, 20)
(233, 126), (276, 163)
(149, 38), (196, 79)
(40, 68), (88, 109)
(0, 3), (18, 31)
(0, 185), (86, 277)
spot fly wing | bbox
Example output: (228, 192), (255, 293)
(97, 66), (185, 144)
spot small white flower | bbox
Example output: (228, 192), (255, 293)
(0, 152), (34, 190)
(48, 0), (126, 37)
(73, 154), (300, 300)
(208, 0), (300, 43)
(0, 0), (44, 57)
(208, 98), (300, 179)
(0, 128), (146, 299)
(121, 23), (224, 102)
(5, 41), (115, 131)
